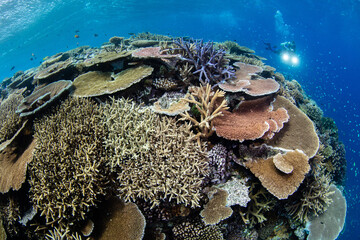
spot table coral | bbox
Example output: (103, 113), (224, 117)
(72, 65), (153, 97)
(16, 80), (73, 117)
(29, 97), (108, 223)
(213, 96), (289, 142)
(245, 150), (310, 199)
(265, 96), (320, 158)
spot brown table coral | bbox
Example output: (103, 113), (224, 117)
(72, 65), (153, 97)
(213, 96), (289, 142)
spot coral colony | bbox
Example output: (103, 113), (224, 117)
(0, 33), (346, 240)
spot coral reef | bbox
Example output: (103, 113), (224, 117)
(151, 92), (190, 116)
(29, 97), (108, 223)
(205, 144), (233, 184)
(101, 97), (156, 169)
(217, 177), (251, 207)
(96, 198), (146, 240)
(285, 172), (334, 223)
(0, 33), (347, 240)
(0, 136), (35, 193)
(265, 96), (320, 158)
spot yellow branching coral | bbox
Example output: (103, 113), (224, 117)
(102, 98), (209, 208)
(101, 97), (156, 169)
(180, 84), (229, 146)
(0, 89), (24, 143)
(29, 98), (108, 224)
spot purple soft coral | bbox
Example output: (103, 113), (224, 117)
(174, 39), (235, 85)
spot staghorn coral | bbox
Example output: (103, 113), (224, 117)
(29, 97), (108, 223)
(102, 98), (208, 208)
(0, 88), (24, 143)
(172, 219), (224, 240)
(285, 172), (335, 223)
(180, 83), (229, 146)
(174, 39), (235, 85)
(239, 182), (277, 226)
(101, 97), (156, 169)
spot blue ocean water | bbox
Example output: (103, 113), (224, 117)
(0, 0), (358, 238)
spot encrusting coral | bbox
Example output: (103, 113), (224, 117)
(179, 83), (229, 146)
(102, 98), (209, 208)
(29, 97), (108, 224)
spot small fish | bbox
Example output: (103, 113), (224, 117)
(30, 58), (33, 61)
(128, 32), (135, 36)
(10, 66), (15, 71)
(74, 34), (80, 38)
(75, 30), (80, 33)
(94, 33), (98, 37)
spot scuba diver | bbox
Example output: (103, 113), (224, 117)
(264, 41), (299, 65)
(264, 41), (296, 55)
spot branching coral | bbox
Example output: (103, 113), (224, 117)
(101, 97), (156, 169)
(29, 97), (108, 224)
(102, 98), (209, 208)
(174, 39), (235, 85)
(239, 182), (277, 226)
(0, 89), (24, 143)
(285, 172), (334, 223)
(179, 84), (229, 146)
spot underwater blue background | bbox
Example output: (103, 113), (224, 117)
(0, 0), (358, 238)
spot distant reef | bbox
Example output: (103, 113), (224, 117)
(0, 32), (346, 240)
